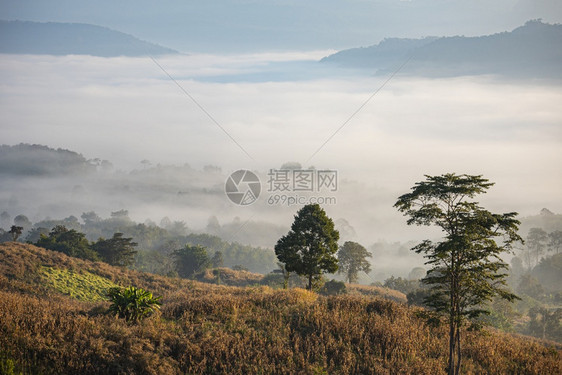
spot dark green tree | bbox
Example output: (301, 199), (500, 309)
(275, 204), (340, 290)
(36, 225), (99, 261)
(173, 244), (210, 278)
(107, 286), (161, 324)
(8, 225), (23, 241)
(395, 173), (522, 375)
(92, 233), (138, 267)
(337, 241), (372, 283)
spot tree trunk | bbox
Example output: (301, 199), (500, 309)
(455, 287), (462, 375)
(448, 318), (455, 375)
(308, 274), (313, 290)
(448, 266), (456, 375)
(455, 323), (461, 375)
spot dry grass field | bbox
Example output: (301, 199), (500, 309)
(0, 242), (560, 374)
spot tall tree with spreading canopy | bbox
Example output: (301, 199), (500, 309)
(92, 232), (138, 267)
(275, 204), (339, 290)
(337, 241), (372, 283)
(394, 173), (521, 375)
(173, 244), (210, 278)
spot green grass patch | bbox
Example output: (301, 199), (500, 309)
(39, 266), (119, 301)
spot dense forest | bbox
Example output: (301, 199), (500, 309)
(0, 209), (277, 276)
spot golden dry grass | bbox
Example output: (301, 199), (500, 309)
(0, 242), (561, 374)
(197, 267), (265, 287)
(346, 283), (407, 303)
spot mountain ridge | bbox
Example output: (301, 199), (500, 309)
(0, 20), (178, 57)
(321, 20), (562, 78)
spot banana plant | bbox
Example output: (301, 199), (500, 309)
(106, 286), (161, 323)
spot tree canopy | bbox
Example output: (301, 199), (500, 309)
(92, 232), (138, 267)
(36, 225), (99, 261)
(395, 173), (522, 375)
(337, 241), (372, 283)
(173, 244), (210, 278)
(275, 204), (339, 290)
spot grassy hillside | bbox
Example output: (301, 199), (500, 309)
(0, 242), (561, 374)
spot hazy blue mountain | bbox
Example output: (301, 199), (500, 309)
(321, 20), (562, 78)
(0, 20), (178, 57)
(320, 37), (438, 69)
(2, 0), (561, 53)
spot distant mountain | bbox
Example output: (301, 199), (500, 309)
(321, 20), (562, 78)
(321, 37), (439, 69)
(0, 20), (178, 57)
(0, 144), (97, 176)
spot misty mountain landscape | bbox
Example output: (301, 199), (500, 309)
(0, 20), (178, 57)
(1, 1), (561, 374)
(322, 20), (562, 78)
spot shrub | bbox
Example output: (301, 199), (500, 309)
(320, 279), (347, 296)
(106, 286), (161, 323)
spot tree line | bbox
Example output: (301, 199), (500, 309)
(0, 210), (277, 275)
(34, 225), (138, 267)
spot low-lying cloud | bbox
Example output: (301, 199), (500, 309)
(1, 53), (561, 246)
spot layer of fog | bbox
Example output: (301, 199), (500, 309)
(1, 53), (561, 278)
